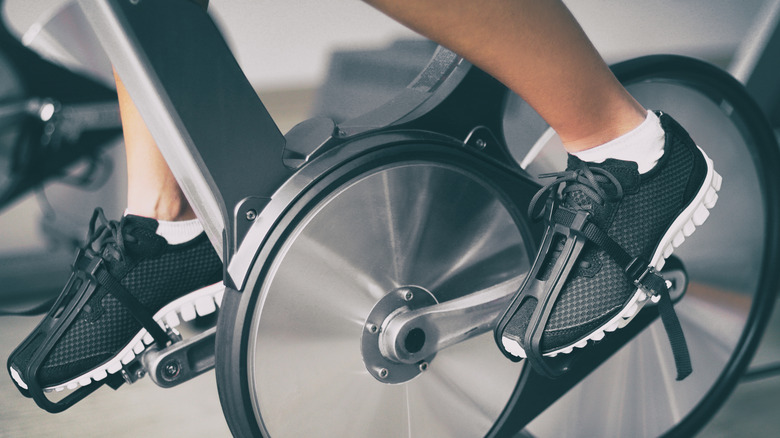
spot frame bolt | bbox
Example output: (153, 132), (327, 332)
(367, 323), (378, 334)
(475, 138), (487, 149)
(418, 362), (429, 372)
(246, 209), (257, 221)
(162, 360), (181, 381)
(403, 290), (414, 301)
(378, 368), (389, 379)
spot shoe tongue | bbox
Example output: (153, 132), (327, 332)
(122, 214), (160, 232)
(562, 155), (640, 229)
(566, 154), (640, 193)
(119, 215), (166, 257)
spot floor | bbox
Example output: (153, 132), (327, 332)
(0, 315), (232, 437)
(0, 298), (779, 437)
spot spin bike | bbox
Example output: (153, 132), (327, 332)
(36, 0), (780, 436)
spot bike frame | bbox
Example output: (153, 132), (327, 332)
(72, 0), (780, 436)
(78, 0), (287, 290)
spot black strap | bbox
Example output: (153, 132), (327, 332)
(655, 280), (693, 380)
(94, 266), (172, 347)
(551, 207), (692, 380)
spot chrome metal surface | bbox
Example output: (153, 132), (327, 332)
(247, 162), (531, 437)
(78, 0), (227, 263)
(21, 1), (114, 88)
(363, 286), (438, 384)
(140, 326), (216, 389)
(504, 80), (769, 437)
(380, 275), (525, 365)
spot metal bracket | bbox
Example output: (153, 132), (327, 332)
(379, 275), (525, 366)
(139, 326), (216, 388)
(282, 117), (337, 169)
(464, 126), (520, 169)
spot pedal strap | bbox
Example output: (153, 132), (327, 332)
(93, 262), (172, 348)
(552, 208), (692, 380)
(495, 205), (590, 378)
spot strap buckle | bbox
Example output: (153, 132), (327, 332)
(634, 266), (658, 293)
(625, 257), (664, 297)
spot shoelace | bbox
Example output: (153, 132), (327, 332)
(526, 161), (692, 380)
(82, 208), (174, 348)
(84, 208), (137, 261)
(528, 161), (624, 221)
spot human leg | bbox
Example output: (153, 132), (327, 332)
(8, 72), (221, 399)
(117, 71), (196, 222)
(366, 0), (719, 378)
(364, 0), (646, 152)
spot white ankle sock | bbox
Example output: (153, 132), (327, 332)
(155, 218), (203, 244)
(124, 209), (203, 244)
(572, 110), (665, 174)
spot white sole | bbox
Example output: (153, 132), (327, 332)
(502, 146), (721, 359)
(10, 282), (225, 393)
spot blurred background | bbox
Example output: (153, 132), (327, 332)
(0, 0), (778, 436)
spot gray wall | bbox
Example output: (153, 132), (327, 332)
(3, 0), (769, 90)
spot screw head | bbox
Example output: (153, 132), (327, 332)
(246, 209), (257, 221)
(418, 362), (429, 372)
(135, 369), (146, 379)
(475, 138), (487, 149)
(162, 360), (181, 381)
(367, 323), (378, 334)
(403, 290), (413, 301)
(378, 368), (389, 379)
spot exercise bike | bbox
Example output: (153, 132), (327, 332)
(16, 0), (780, 436)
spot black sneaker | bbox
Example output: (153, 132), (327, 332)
(495, 112), (721, 379)
(8, 208), (222, 399)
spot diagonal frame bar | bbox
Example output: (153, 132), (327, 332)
(77, 0), (293, 286)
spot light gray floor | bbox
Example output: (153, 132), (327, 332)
(0, 315), (231, 437)
(1, 298), (779, 437)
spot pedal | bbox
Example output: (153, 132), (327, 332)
(659, 255), (688, 303)
(120, 326), (182, 385)
(137, 325), (217, 388)
(120, 359), (146, 385)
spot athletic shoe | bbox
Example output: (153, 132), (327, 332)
(8, 208), (223, 396)
(495, 112), (721, 379)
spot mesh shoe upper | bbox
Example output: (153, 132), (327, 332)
(503, 113), (708, 352)
(10, 210), (222, 388)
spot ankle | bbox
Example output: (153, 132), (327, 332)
(561, 105), (647, 153)
(124, 207), (203, 244)
(126, 197), (196, 222)
(570, 110), (666, 174)
(155, 218), (203, 244)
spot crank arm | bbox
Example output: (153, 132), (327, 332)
(137, 326), (217, 388)
(378, 256), (688, 366)
(380, 275), (525, 364)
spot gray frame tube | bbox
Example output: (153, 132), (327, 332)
(77, 0), (292, 286)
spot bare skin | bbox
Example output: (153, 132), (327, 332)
(115, 70), (195, 221)
(115, 0), (646, 221)
(364, 0), (647, 152)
